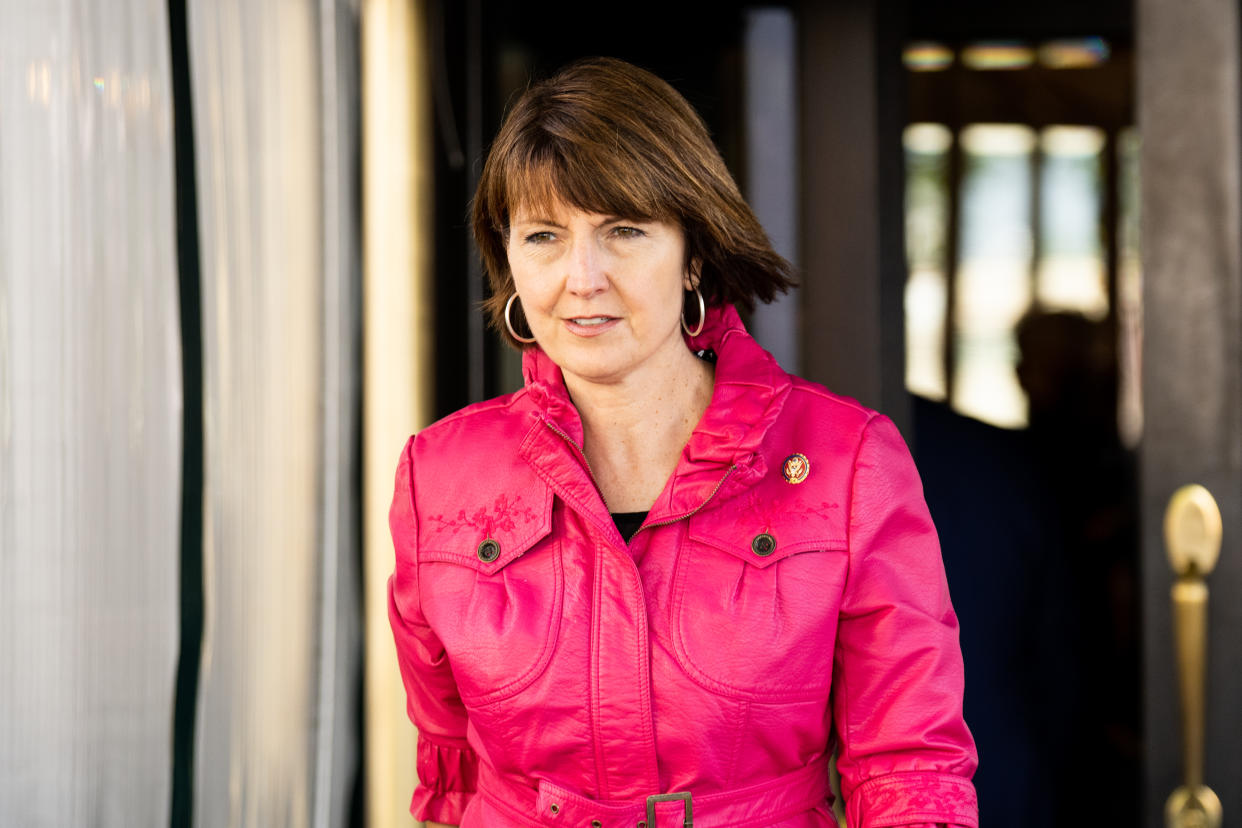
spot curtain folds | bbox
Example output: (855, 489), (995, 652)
(0, 1), (182, 825)
(1, 1), (364, 824)
(187, 1), (361, 826)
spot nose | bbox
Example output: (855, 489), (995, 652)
(565, 236), (608, 297)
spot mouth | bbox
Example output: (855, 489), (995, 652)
(563, 315), (620, 337)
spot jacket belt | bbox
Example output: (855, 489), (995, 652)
(476, 754), (832, 828)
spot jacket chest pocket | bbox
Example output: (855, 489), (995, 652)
(418, 488), (562, 706)
(670, 514), (848, 702)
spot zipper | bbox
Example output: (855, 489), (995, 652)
(630, 464), (737, 538)
(543, 419), (614, 514)
(542, 418), (736, 540)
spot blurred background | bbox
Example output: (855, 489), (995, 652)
(3, 0), (1241, 826)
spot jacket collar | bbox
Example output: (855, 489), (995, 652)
(519, 305), (791, 523)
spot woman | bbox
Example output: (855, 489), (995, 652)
(389, 57), (977, 827)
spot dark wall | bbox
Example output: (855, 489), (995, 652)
(1137, 0), (1242, 824)
(906, 0), (1131, 42)
(799, 0), (909, 431)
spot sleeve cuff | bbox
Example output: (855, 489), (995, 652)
(409, 735), (480, 824)
(844, 772), (978, 828)
(410, 789), (473, 825)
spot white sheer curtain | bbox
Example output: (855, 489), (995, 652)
(0, 1), (361, 824)
(187, 1), (360, 826)
(0, 1), (182, 826)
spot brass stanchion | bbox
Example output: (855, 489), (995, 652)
(1163, 484), (1222, 828)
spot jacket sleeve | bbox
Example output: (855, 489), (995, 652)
(388, 436), (479, 823)
(833, 415), (978, 828)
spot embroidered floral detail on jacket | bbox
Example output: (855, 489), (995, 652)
(742, 488), (840, 531)
(428, 493), (537, 537)
(848, 772), (979, 828)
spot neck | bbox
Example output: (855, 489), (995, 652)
(563, 345), (715, 512)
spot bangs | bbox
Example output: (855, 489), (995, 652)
(499, 136), (676, 227)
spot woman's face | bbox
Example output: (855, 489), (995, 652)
(506, 203), (693, 388)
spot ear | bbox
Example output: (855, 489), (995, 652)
(684, 258), (703, 291)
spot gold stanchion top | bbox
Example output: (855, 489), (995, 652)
(1164, 484), (1222, 577)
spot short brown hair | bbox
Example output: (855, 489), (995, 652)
(473, 57), (795, 347)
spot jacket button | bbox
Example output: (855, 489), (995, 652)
(751, 532), (776, 556)
(591, 821), (602, 827)
(476, 538), (501, 562)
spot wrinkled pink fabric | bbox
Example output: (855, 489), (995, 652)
(389, 305), (978, 827)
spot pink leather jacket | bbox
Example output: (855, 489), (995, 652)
(389, 305), (978, 827)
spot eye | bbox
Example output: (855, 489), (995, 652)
(524, 230), (556, 244)
(611, 225), (646, 239)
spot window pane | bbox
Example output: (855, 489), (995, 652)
(1038, 37), (1111, 69)
(953, 124), (1035, 428)
(1117, 127), (1142, 447)
(1037, 126), (1108, 319)
(904, 42), (954, 72)
(904, 123), (951, 399)
(961, 42), (1035, 71)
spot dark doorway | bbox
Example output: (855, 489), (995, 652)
(900, 2), (1141, 825)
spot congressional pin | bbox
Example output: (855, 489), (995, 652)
(782, 453), (810, 484)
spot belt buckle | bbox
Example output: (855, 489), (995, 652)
(645, 791), (692, 827)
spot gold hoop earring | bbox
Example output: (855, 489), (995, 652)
(681, 285), (706, 337)
(504, 293), (537, 344)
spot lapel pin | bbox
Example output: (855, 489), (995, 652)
(782, 453), (810, 484)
